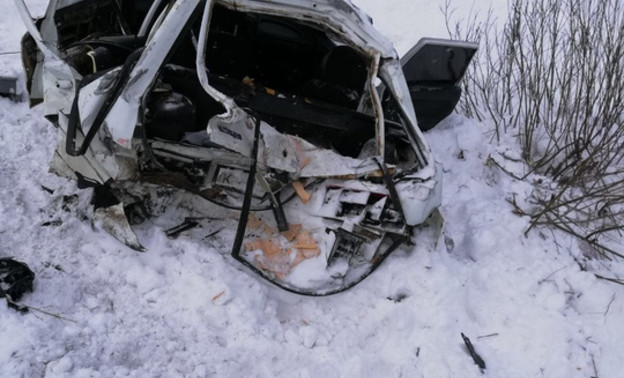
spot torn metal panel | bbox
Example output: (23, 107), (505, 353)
(13, 0), (81, 115)
(395, 163), (443, 226)
(93, 203), (145, 251)
(201, 115), (391, 178)
(106, 0), (203, 149)
(54, 111), (138, 184)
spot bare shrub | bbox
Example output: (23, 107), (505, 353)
(444, 0), (624, 258)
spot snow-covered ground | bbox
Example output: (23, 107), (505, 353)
(1, 1), (623, 377)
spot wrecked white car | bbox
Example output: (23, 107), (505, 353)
(15, 0), (477, 295)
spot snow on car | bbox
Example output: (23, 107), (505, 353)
(13, 0), (476, 295)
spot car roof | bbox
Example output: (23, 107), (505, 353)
(214, 0), (397, 59)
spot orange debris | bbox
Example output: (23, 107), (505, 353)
(247, 214), (264, 230)
(291, 181), (311, 204)
(245, 239), (283, 257)
(245, 225), (321, 278)
(211, 291), (225, 302)
(291, 230), (321, 268)
(281, 224), (302, 242)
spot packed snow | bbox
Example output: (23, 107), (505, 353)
(1, 1), (623, 377)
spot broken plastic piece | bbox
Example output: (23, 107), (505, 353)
(0, 76), (19, 101)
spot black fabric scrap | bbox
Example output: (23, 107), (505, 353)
(0, 257), (35, 312)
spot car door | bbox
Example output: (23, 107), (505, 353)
(399, 38), (478, 131)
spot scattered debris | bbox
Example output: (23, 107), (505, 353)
(60, 195), (79, 212)
(387, 290), (410, 303)
(166, 219), (201, 239)
(41, 219), (63, 227)
(43, 262), (65, 272)
(461, 332), (486, 371)
(40, 185), (55, 195)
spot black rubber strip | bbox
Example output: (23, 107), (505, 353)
(374, 157), (407, 226)
(66, 48), (144, 156)
(230, 116), (262, 258)
(235, 233), (407, 296)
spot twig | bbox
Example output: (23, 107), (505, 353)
(448, 0), (624, 261)
(533, 218), (624, 260)
(591, 353), (599, 378)
(5, 295), (76, 323)
(25, 304), (77, 323)
(487, 155), (531, 181)
(538, 266), (567, 285)
(604, 294), (615, 316)
(506, 193), (529, 217)
(595, 274), (624, 286)
(477, 333), (499, 339)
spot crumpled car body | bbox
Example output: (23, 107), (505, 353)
(14, 0), (477, 295)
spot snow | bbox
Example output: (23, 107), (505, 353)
(1, 1), (624, 377)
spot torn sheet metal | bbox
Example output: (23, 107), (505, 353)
(106, 0), (203, 149)
(93, 203), (145, 251)
(206, 116), (386, 178)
